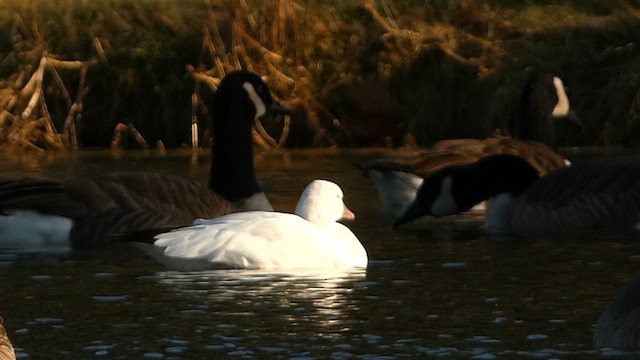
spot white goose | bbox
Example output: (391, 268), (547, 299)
(0, 71), (290, 251)
(140, 180), (368, 271)
(394, 154), (640, 236)
(360, 71), (572, 219)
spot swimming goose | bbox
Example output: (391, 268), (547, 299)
(138, 180), (368, 271)
(360, 72), (570, 219)
(394, 154), (640, 235)
(360, 137), (567, 218)
(594, 272), (640, 351)
(0, 71), (291, 250)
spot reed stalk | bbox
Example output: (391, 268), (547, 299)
(0, 0), (639, 151)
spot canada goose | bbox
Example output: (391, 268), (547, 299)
(0, 317), (15, 360)
(394, 154), (640, 236)
(360, 137), (567, 218)
(360, 72), (571, 219)
(0, 71), (291, 250)
(594, 272), (640, 351)
(513, 70), (572, 145)
(137, 180), (368, 271)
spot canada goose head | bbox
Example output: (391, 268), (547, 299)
(295, 180), (355, 227)
(394, 154), (539, 229)
(517, 70), (572, 145)
(209, 71), (291, 207)
(213, 71), (291, 124)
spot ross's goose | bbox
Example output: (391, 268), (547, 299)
(140, 180), (368, 271)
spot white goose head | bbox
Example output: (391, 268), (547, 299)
(294, 180), (355, 227)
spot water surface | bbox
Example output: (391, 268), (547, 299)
(1, 149), (639, 359)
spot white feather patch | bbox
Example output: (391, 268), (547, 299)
(242, 82), (267, 118)
(0, 211), (72, 252)
(368, 169), (423, 217)
(552, 76), (570, 117)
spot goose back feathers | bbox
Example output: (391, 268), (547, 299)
(594, 272), (640, 351)
(507, 159), (640, 235)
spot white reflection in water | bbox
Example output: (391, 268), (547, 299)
(154, 268), (366, 333)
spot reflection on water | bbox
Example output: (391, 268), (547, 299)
(1, 149), (640, 358)
(155, 269), (367, 341)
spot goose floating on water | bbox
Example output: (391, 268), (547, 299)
(137, 179), (368, 271)
(360, 72), (571, 219)
(0, 70), (291, 251)
(360, 137), (567, 219)
(394, 154), (640, 236)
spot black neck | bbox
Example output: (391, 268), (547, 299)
(209, 107), (260, 203)
(479, 155), (539, 195)
(454, 155), (540, 211)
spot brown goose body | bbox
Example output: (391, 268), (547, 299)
(365, 136), (566, 178)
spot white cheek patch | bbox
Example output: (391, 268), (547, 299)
(552, 76), (570, 117)
(242, 82), (267, 118)
(430, 176), (458, 216)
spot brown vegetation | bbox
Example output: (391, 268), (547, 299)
(1, 1), (640, 152)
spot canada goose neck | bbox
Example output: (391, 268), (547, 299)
(474, 155), (539, 198)
(450, 165), (497, 211)
(444, 155), (539, 212)
(209, 107), (260, 203)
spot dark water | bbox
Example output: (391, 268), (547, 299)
(1, 149), (639, 359)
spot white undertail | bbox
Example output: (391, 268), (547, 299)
(0, 211), (72, 252)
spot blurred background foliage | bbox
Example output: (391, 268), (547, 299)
(0, 0), (639, 152)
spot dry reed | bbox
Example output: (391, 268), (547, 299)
(1, 0), (640, 151)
